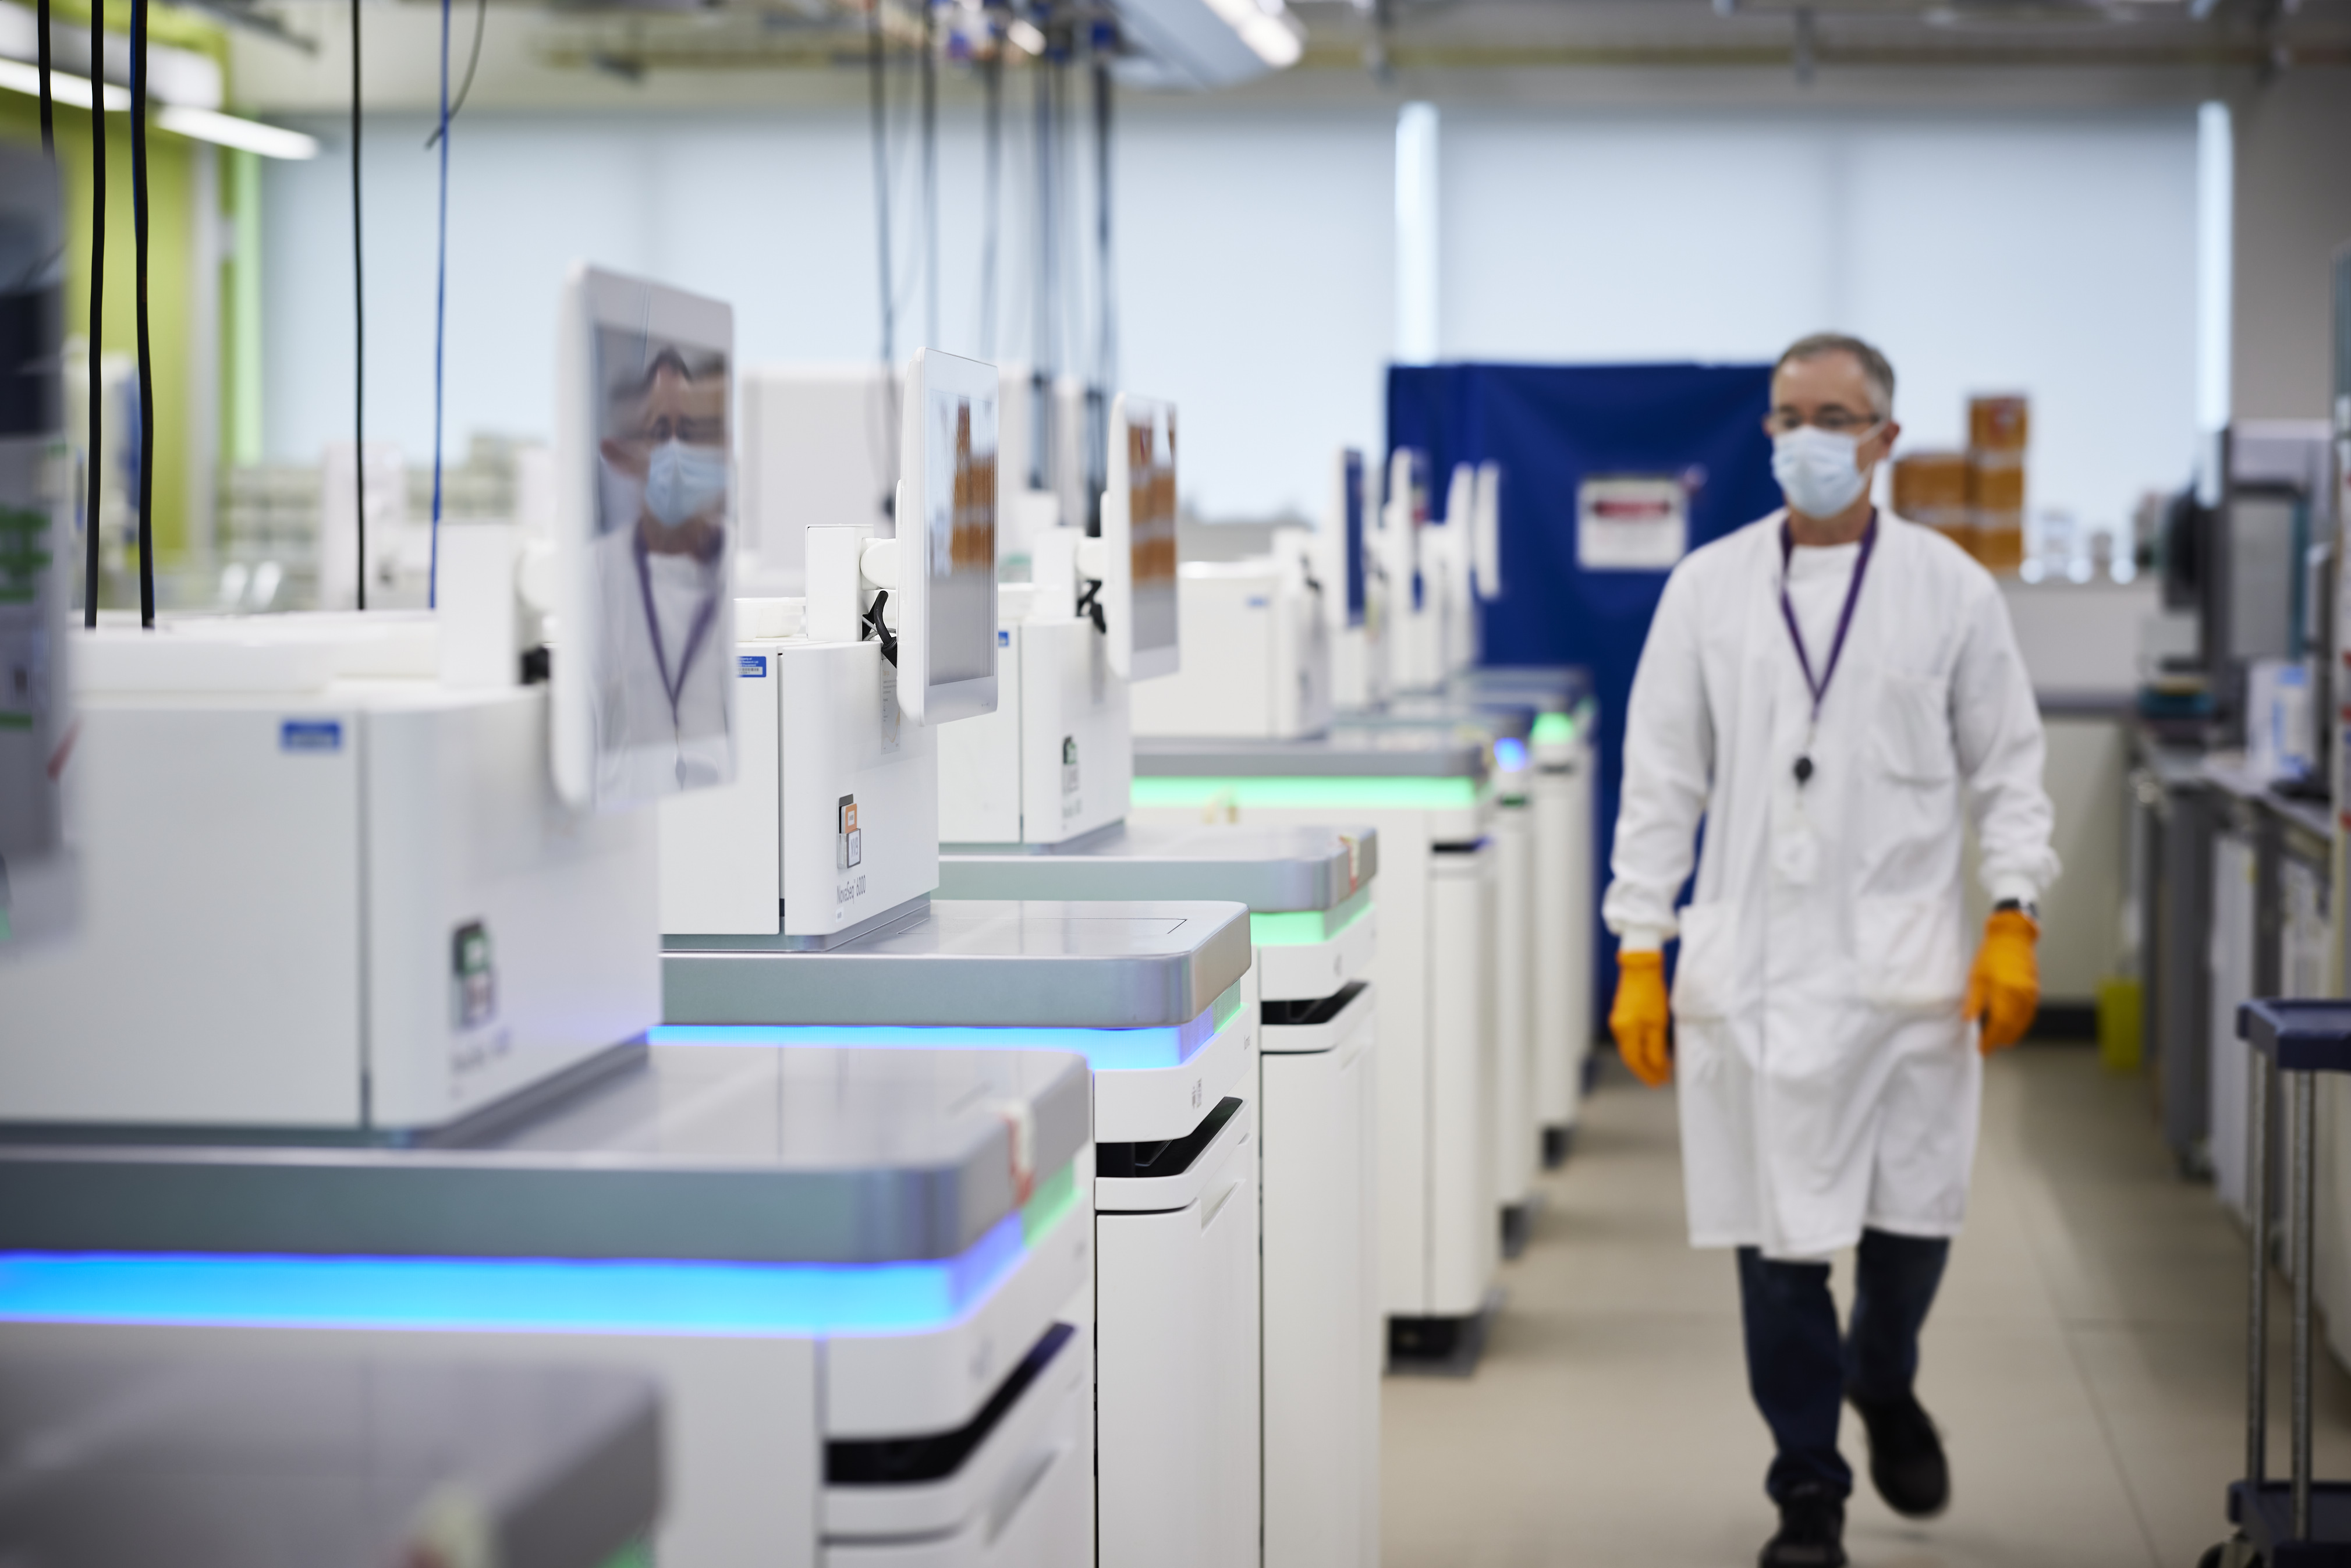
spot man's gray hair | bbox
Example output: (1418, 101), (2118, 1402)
(1775, 332), (1896, 418)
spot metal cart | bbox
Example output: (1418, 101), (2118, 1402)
(2204, 1000), (2351, 1567)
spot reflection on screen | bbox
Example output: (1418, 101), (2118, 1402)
(926, 389), (997, 687)
(1127, 407), (1177, 658)
(585, 324), (733, 797)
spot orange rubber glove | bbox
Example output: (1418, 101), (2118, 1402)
(1965, 907), (2040, 1053)
(1611, 949), (1673, 1087)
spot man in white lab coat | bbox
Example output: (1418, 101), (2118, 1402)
(1602, 334), (2058, 1568)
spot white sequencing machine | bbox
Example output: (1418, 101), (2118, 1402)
(935, 391), (1178, 849)
(0, 270), (1112, 1567)
(939, 827), (1383, 1568)
(1452, 666), (1600, 1163)
(0, 1044), (1098, 1568)
(656, 365), (1264, 1568)
(1382, 454), (1501, 698)
(1321, 448), (1387, 715)
(1127, 527), (1332, 742)
(1335, 703), (1538, 1256)
(934, 393), (1381, 1565)
(1133, 729), (1500, 1371)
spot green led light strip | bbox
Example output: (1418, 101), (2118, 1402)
(1251, 886), (1373, 947)
(1022, 1159), (1080, 1246)
(1131, 775), (1484, 812)
(1532, 711), (1576, 746)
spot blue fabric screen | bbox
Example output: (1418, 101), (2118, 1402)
(1386, 361), (1779, 1034)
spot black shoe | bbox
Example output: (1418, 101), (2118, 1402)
(1759, 1488), (1848, 1568)
(1849, 1387), (1951, 1519)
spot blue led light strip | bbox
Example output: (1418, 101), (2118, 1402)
(0, 1212), (1030, 1339)
(651, 995), (1231, 1075)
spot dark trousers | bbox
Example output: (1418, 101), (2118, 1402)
(1735, 1228), (1951, 1503)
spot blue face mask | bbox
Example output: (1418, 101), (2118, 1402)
(1772, 425), (1873, 521)
(643, 439), (728, 528)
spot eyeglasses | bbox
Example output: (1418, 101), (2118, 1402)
(1765, 408), (1881, 436)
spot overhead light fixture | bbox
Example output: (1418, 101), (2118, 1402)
(1923, 0), (2140, 26)
(1114, 0), (1302, 82)
(0, 55), (122, 111)
(155, 104), (319, 160)
(0, 58), (317, 158)
(1200, 0), (1303, 68)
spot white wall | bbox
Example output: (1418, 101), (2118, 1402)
(261, 102), (2196, 527)
(1441, 108), (2202, 531)
(262, 104), (1393, 523)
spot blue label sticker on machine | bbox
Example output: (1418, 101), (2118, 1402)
(279, 720), (342, 753)
(739, 655), (768, 678)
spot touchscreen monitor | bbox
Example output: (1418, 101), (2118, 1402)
(552, 264), (737, 810)
(895, 348), (999, 724)
(1103, 393), (1179, 682)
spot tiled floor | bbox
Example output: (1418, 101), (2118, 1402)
(1380, 1047), (2351, 1567)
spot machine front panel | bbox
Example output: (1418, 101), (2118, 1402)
(366, 690), (663, 1129)
(1426, 846), (1500, 1317)
(660, 638), (788, 936)
(1087, 985), (1255, 1144)
(0, 701), (367, 1128)
(1019, 618), (1131, 846)
(1261, 1008), (1380, 1568)
(1094, 1103), (1260, 1568)
(781, 641), (941, 939)
(822, 1325), (1091, 1568)
(1256, 892), (1379, 1004)
(1131, 569), (1278, 739)
(936, 629), (1023, 845)
(1489, 805), (1537, 1212)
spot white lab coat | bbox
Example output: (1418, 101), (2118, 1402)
(1602, 510), (2058, 1261)
(584, 524), (735, 805)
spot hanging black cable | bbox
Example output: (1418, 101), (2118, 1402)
(919, 0), (937, 354)
(129, 0), (153, 626)
(977, 48), (1001, 363)
(352, 0), (366, 610)
(35, 0), (53, 154)
(82, 0), (102, 627)
(424, 0), (484, 150)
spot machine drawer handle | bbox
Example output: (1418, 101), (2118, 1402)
(985, 1438), (1069, 1545)
(1201, 1176), (1244, 1232)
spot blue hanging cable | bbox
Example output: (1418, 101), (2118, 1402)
(428, 0), (451, 609)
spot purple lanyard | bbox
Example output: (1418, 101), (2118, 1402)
(1778, 512), (1877, 779)
(633, 528), (719, 733)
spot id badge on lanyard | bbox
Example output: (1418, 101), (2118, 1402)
(1772, 515), (1877, 888)
(1779, 512), (1878, 789)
